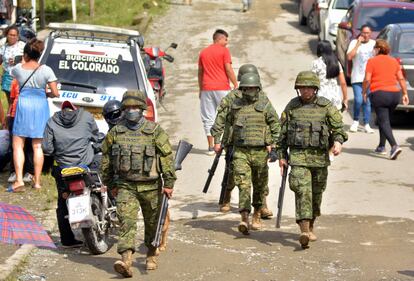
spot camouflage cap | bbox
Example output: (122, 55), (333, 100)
(237, 64), (260, 81)
(294, 71), (320, 89)
(121, 90), (148, 110)
(239, 73), (262, 89)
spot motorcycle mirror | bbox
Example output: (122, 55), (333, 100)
(136, 35), (145, 49)
(170, 43), (178, 49)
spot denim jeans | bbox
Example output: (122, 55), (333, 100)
(352, 83), (371, 124)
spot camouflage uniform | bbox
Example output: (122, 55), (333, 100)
(226, 73), (280, 234)
(100, 90), (176, 276)
(276, 71), (347, 248)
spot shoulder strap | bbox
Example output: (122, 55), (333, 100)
(19, 65), (41, 92)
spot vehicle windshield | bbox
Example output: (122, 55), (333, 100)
(357, 7), (414, 31)
(44, 54), (141, 94)
(333, 0), (353, 10)
(398, 32), (414, 54)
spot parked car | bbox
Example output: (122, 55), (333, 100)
(335, 0), (414, 79)
(318, 0), (354, 49)
(377, 23), (414, 113)
(40, 23), (157, 133)
(298, 0), (320, 34)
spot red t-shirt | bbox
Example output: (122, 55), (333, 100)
(365, 55), (400, 93)
(198, 44), (232, 91)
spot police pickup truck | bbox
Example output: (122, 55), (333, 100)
(41, 23), (157, 133)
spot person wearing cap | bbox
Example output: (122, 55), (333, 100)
(100, 90), (176, 277)
(42, 100), (99, 248)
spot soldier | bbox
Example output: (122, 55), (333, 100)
(100, 90), (176, 278)
(211, 64), (274, 219)
(276, 71), (347, 249)
(224, 73), (280, 235)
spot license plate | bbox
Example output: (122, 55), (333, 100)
(68, 195), (92, 224)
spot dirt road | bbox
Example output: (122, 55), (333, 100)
(17, 0), (414, 280)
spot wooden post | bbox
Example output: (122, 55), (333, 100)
(39, 0), (45, 29)
(89, 0), (94, 18)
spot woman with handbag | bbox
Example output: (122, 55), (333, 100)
(7, 39), (59, 192)
(0, 25), (25, 101)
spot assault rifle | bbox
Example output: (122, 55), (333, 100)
(276, 160), (288, 228)
(202, 146), (222, 193)
(152, 140), (193, 248)
(218, 146), (234, 204)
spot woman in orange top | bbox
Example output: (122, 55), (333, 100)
(362, 39), (409, 160)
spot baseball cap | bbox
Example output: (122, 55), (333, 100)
(61, 100), (77, 110)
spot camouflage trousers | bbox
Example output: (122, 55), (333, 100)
(116, 181), (160, 254)
(233, 147), (268, 213)
(288, 166), (328, 221)
(225, 146), (270, 208)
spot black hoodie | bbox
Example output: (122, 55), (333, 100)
(42, 108), (99, 167)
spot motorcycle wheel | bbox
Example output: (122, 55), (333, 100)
(82, 194), (110, 255)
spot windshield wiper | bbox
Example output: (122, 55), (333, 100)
(59, 80), (98, 91)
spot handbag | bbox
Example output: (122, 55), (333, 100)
(1, 71), (13, 92)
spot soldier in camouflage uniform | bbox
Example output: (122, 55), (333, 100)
(211, 64), (274, 218)
(224, 73), (280, 235)
(100, 90), (176, 277)
(276, 71), (347, 249)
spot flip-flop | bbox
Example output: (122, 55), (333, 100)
(6, 184), (25, 193)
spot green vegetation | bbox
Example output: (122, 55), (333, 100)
(43, 0), (169, 28)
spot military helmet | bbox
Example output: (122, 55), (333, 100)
(294, 71), (320, 89)
(237, 64), (260, 81)
(121, 90), (148, 110)
(239, 73), (262, 89)
(103, 100), (123, 126)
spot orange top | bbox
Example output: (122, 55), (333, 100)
(365, 55), (400, 93)
(8, 79), (19, 118)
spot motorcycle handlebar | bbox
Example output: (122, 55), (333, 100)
(163, 54), (174, 63)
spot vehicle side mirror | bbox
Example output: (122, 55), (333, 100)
(170, 43), (178, 49)
(338, 21), (352, 30)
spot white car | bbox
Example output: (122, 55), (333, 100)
(318, 0), (354, 49)
(40, 23), (157, 133)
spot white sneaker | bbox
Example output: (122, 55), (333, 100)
(349, 121), (359, 132)
(364, 124), (374, 134)
(7, 172), (16, 183)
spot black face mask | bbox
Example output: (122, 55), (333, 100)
(242, 88), (259, 102)
(61, 109), (77, 125)
(125, 109), (144, 130)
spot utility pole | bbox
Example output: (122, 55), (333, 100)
(39, 0), (45, 29)
(71, 0), (77, 22)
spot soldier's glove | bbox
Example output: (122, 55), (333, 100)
(268, 148), (278, 163)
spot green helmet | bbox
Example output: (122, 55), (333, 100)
(294, 71), (320, 89)
(121, 90), (148, 110)
(237, 64), (260, 81)
(239, 73), (262, 89)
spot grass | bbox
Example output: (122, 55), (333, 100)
(43, 0), (170, 28)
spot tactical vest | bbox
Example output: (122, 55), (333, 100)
(111, 122), (159, 182)
(231, 96), (269, 147)
(286, 99), (330, 149)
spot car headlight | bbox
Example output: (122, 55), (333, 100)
(328, 23), (338, 36)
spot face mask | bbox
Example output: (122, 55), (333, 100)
(242, 88), (259, 102)
(125, 109), (143, 122)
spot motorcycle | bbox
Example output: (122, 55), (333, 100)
(15, 8), (37, 42)
(143, 43), (177, 103)
(62, 135), (117, 255)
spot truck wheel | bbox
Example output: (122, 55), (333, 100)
(307, 8), (319, 34)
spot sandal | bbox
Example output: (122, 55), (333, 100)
(6, 184), (25, 193)
(32, 184), (42, 190)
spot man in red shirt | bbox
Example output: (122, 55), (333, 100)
(198, 29), (238, 155)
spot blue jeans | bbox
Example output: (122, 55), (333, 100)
(352, 83), (371, 124)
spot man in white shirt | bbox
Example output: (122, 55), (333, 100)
(346, 25), (375, 133)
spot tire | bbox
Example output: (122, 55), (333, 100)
(82, 194), (110, 255)
(298, 1), (306, 26)
(307, 8), (320, 34)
